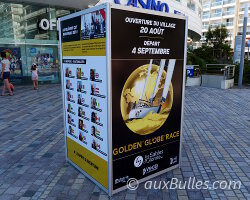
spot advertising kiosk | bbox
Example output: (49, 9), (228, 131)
(59, 3), (187, 195)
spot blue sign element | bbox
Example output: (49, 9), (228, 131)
(30, 48), (37, 54)
(174, 10), (185, 16)
(186, 65), (194, 77)
(114, 0), (169, 13)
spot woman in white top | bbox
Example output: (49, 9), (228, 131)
(31, 63), (39, 90)
(1, 52), (13, 96)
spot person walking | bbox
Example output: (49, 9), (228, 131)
(1, 52), (13, 96)
(31, 63), (38, 90)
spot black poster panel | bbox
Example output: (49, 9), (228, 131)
(111, 8), (186, 190)
(111, 9), (185, 60)
(61, 16), (81, 43)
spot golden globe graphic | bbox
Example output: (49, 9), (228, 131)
(120, 59), (175, 135)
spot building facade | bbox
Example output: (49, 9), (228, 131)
(98, 0), (203, 41)
(201, 0), (250, 51)
(0, 0), (202, 84)
(0, 1), (76, 83)
(168, 0), (203, 40)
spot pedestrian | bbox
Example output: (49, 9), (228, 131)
(1, 52), (13, 96)
(31, 63), (38, 90)
(8, 78), (14, 92)
(0, 60), (2, 73)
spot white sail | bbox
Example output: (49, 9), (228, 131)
(161, 59), (176, 102)
(140, 59), (153, 101)
(150, 59), (166, 103)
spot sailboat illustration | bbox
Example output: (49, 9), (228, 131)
(129, 59), (176, 121)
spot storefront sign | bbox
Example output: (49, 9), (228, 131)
(38, 18), (57, 31)
(114, 0), (169, 12)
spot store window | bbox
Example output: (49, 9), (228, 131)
(0, 2), (75, 83)
(25, 45), (60, 83)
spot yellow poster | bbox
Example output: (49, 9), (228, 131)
(62, 38), (106, 57)
(67, 137), (108, 189)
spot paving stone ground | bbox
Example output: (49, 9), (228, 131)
(0, 84), (249, 200)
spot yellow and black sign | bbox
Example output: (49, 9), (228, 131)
(111, 8), (186, 190)
(60, 6), (108, 192)
(67, 138), (108, 189)
(62, 38), (106, 57)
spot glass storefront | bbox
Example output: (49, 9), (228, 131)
(0, 2), (76, 84)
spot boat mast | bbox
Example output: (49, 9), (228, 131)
(161, 59), (176, 102)
(149, 59), (166, 104)
(139, 59), (153, 102)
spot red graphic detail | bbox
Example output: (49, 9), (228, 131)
(100, 9), (106, 20)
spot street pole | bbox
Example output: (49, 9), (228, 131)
(248, 39), (249, 61)
(248, 46), (249, 61)
(238, 3), (248, 88)
(248, 40), (250, 62)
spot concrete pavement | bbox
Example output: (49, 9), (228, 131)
(0, 84), (249, 200)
